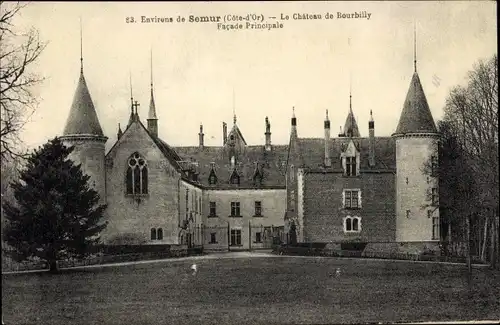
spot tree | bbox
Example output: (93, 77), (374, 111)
(423, 54), (499, 268)
(0, 1), (46, 162)
(2, 137), (108, 272)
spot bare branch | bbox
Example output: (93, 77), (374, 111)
(0, 1), (46, 161)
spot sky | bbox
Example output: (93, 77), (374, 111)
(9, 1), (498, 152)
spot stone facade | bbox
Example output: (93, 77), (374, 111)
(203, 189), (286, 250)
(395, 135), (440, 242)
(104, 122), (182, 245)
(60, 55), (441, 251)
(301, 171), (396, 243)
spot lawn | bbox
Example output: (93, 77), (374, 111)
(2, 253), (500, 325)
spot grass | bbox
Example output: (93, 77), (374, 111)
(2, 253), (500, 324)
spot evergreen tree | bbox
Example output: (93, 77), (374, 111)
(2, 137), (107, 272)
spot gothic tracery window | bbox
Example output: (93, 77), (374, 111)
(126, 153), (148, 195)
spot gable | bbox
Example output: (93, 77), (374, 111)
(105, 120), (179, 173)
(342, 140), (359, 157)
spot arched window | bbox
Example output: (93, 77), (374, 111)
(151, 228), (157, 240)
(126, 153), (148, 194)
(343, 216), (361, 233)
(157, 228), (163, 240)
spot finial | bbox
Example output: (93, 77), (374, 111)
(79, 17), (83, 73)
(150, 47), (153, 88)
(129, 71), (134, 112)
(414, 20), (417, 73)
(326, 109), (329, 119)
(292, 106), (295, 117)
(232, 88), (236, 125)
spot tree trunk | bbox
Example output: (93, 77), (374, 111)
(491, 213), (499, 269)
(448, 222), (452, 243)
(48, 259), (58, 273)
(466, 215), (472, 277)
(481, 216), (488, 262)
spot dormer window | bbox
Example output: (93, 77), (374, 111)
(209, 174), (217, 185)
(230, 169), (240, 185)
(208, 162), (217, 185)
(346, 156), (357, 176)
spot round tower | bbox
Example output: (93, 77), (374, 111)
(392, 71), (439, 244)
(60, 63), (107, 205)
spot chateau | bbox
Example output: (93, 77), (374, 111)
(60, 51), (441, 253)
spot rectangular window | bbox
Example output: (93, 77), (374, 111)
(254, 201), (262, 216)
(431, 156), (438, 176)
(432, 216), (440, 240)
(346, 157), (357, 176)
(406, 210), (411, 218)
(231, 202), (240, 217)
(431, 188), (439, 205)
(255, 232), (262, 243)
(344, 190), (360, 209)
(209, 202), (217, 217)
(210, 232), (217, 244)
(195, 192), (198, 213)
(230, 229), (242, 246)
(185, 189), (189, 212)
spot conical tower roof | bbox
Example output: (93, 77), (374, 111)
(394, 72), (437, 135)
(63, 71), (104, 136)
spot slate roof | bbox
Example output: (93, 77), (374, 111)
(394, 72), (438, 135)
(298, 136), (396, 171)
(63, 72), (105, 137)
(173, 145), (289, 189)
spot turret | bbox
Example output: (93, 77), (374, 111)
(60, 28), (107, 204)
(392, 27), (440, 243)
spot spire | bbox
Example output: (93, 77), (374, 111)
(79, 17), (83, 74)
(343, 77), (360, 138)
(62, 21), (104, 137)
(148, 48), (158, 120)
(324, 109), (330, 129)
(414, 20), (417, 73)
(128, 72), (135, 126)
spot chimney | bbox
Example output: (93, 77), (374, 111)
(369, 110), (375, 167)
(223, 122), (227, 145)
(265, 117), (272, 151)
(324, 110), (331, 167)
(199, 124), (204, 149)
